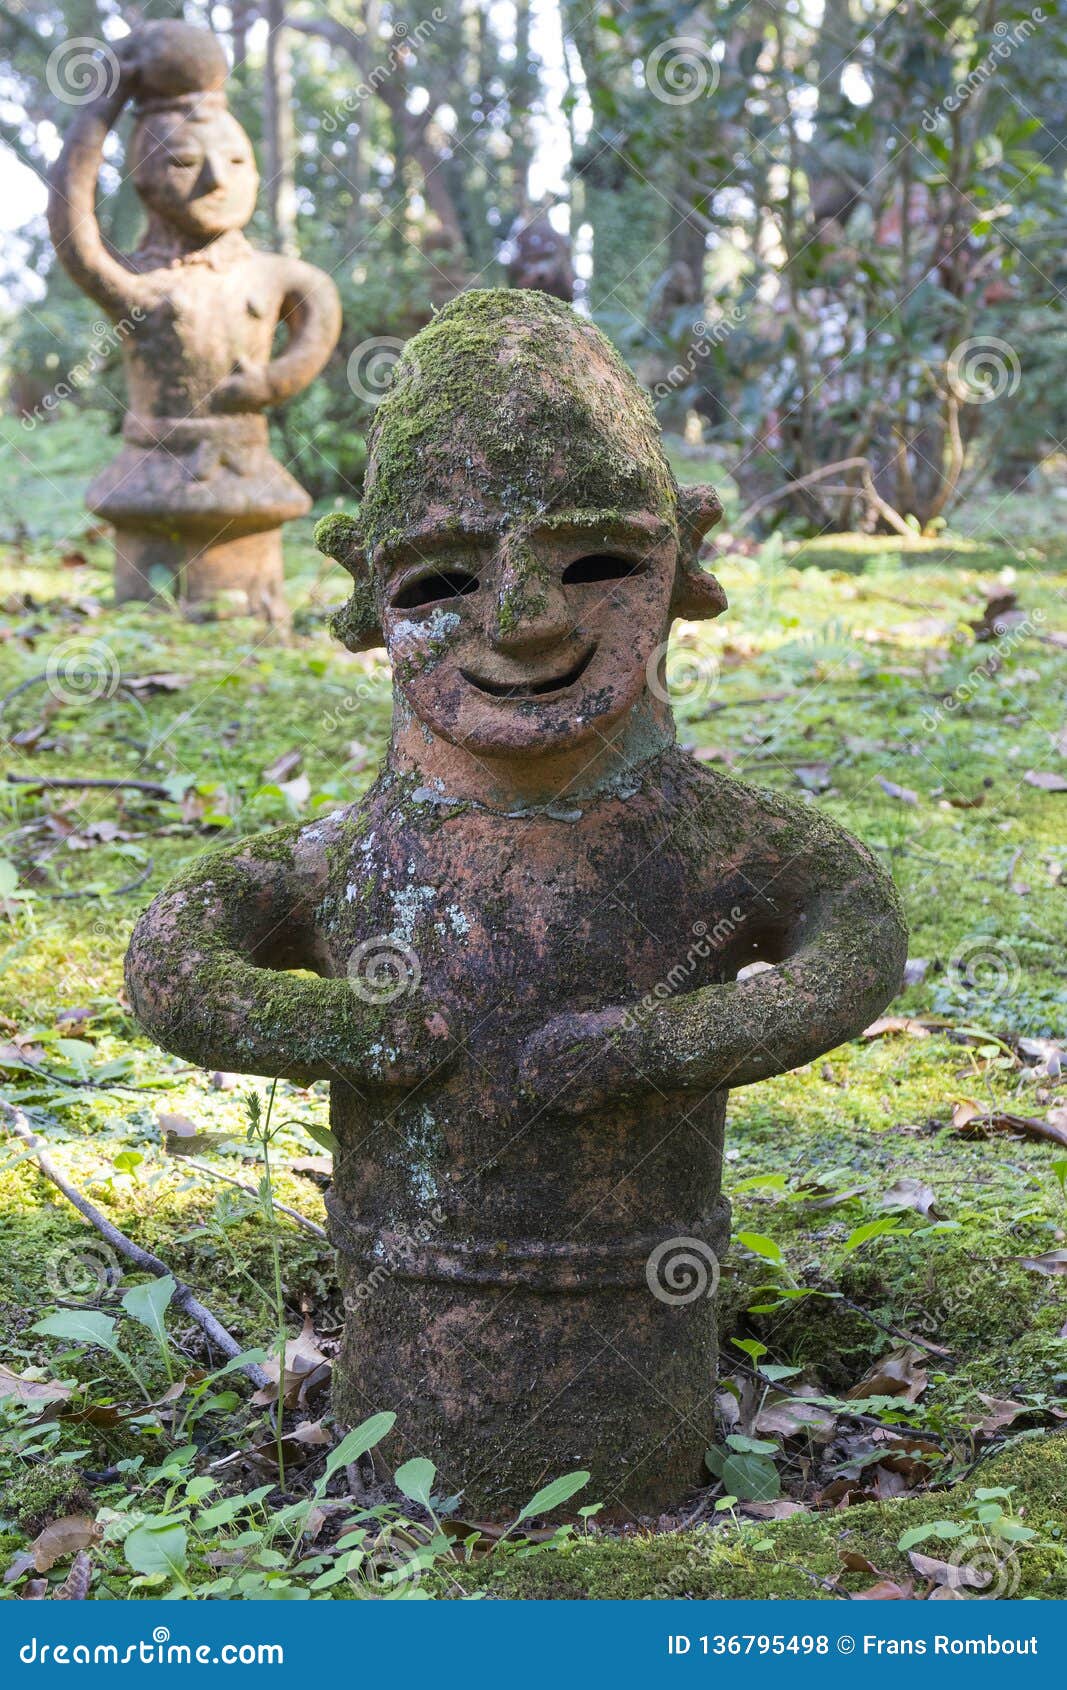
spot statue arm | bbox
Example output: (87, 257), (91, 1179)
(521, 807), (907, 1110)
(124, 833), (453, 1088)
(47, 86), (141, 318)
(265, 261), (342, 402)
(638, 836), (907, 1091)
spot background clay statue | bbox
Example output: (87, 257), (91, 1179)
(47, 21), (341, 621)
(125, 290), (906, 1517)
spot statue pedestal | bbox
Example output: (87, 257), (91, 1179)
(111, 522), (289, 624)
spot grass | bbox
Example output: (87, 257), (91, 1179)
(0, 411), (1065, 1599)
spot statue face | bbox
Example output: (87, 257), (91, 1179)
(375, 486), (677, 759)
(131, 109), (258, 238)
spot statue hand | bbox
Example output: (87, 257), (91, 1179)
(519, 1007), (641, 1117)
(214, 360), (277, 414)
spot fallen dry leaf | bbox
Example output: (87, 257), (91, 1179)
(851, 1577), (917, 1599)
(909, 1550), (988, 1590)
(951, 1100), (1067, 1150)
(863, 1015), (933, 1039)
(251, 1317), (330, 1407)
(877, 776), (919, 805)
(279, 774), (311, 811)
(975, 1393), (1067, 1433)
(0, 1364), (71, 1411)
(56, 1551), (92, 1600)
(845, 1345), (928, 1404)
(30, 1516), (100, 1574)
(261, 748), (303, 784)
(124, 673), (188, 696)
(879, 1177), (943, 1219)
(1017, 1250), (1067, 1276)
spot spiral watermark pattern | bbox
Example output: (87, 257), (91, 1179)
(347, 337), (405, 406)
(947, 938), (1021, 1003)
(947, 337), (1021, 405)
(645, 1236), (720, 1306)
(645, 641), (719, 708)
(45, 637), (120, 706)
(46, 1239), (122, 1301)
(947, 1537), (1022, 1598)
(46, 37), (121, 106)
(348, 937), (422, 1004)
(366, 1531), (426, 1594)
(645, 37), (720, 104)
(152, 1628), (171, 1645)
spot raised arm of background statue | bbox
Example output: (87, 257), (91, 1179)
(46, 67), (141, 320)
(124, 827), (456, 1090)
(519, 803), (908, 1116)
(213, 261), (342, 413)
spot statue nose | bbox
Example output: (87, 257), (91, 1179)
(197, 154), (225, 194)
(491, 552), (573, 654)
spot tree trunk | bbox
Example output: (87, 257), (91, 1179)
(264, 0), (298, 255)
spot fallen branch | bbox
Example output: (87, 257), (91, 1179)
(6, 774), (172, 800)
(45, 860), (154, 901)
(736, 456), (914, 539)
(0, 1096), (270, 1389)
(180, 1155), (328, 1240)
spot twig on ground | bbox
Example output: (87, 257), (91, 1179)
(0, 1095), (270, 1388)
(6, 774), (172, 799)
(180, 1154), (328, 1240)
(45, 860), (154, 901)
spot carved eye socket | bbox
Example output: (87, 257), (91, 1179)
(390, 570), (480, 611)
(561, 554), (647, 585)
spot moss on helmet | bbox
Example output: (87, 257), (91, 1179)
(360, 289), (679, 553)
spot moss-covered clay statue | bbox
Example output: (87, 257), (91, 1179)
(47, 21), (340, 620)
(126, 290), (905, 1516)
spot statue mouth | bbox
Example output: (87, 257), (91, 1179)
(460, 646), (595, 700)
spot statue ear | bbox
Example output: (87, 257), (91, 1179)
(672, 483), (727, 622)
(314, 513), (384, 652)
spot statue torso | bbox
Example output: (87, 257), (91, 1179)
(120, 245), (285, 415)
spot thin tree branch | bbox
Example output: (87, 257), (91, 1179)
(1, 1097), (271, 1388)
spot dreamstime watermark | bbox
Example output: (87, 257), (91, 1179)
(645, 37), (720, 105)
(22, 309), (145, 432)
(347, 936), (422, 1003)
(45, 1239), (122, 1300)
(645, 1234), (721, 1305)
(320, 12), (445, 133)
(921, 11), (1045, 131)
(349, 1203), (446, 1303)
(45, 638), (121, 705)
(622, 914), (745, 1034)
(946, 1538), (1023, 1598)
(947, 337), (1021, 405)
(20, 1630), (283, 1666)
(46, 36), (121, 106)
(946, 937), (1021, 1004)
(646, 641), (720, 706)
(347, 336), (405, 406)
(919, 608), (1045, 732)
(652, 307), (747, 402)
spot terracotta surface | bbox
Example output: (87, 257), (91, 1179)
(126, 291), (906, 1517)
(47, 21), (340, 621)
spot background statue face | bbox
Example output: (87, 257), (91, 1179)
(131, 107), (258, 239)
(376, 484), (678, 758)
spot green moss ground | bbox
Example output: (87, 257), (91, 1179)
(0, 414), (1065, 1599)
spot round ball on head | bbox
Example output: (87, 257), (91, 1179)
(130, 21), (228, 100)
